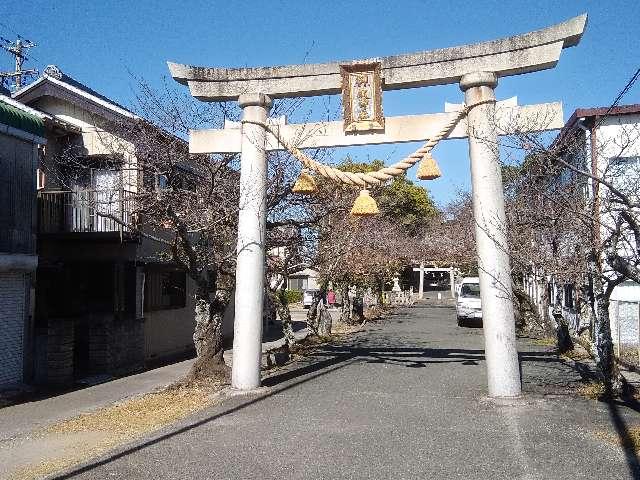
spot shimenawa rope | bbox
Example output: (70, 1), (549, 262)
(240, 99), (493, 187)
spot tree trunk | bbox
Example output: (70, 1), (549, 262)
(375, 276), (385, 307)
(553, 304), (574, 354)
(553, 286), (573, 353)
(351, 292), (365, 325)
(187, 284), (229, 383)
(340, 285), (351, 324)
(316, 300), (332, 337)
(275, 289), (296, 349)
(307, 286), (327, 335)
(588, 252), (622, 397)
(513, 286), (548, 335)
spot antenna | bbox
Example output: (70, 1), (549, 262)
(0, 37), (38, 90)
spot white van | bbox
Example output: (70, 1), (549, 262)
(456, 277), (482, 326)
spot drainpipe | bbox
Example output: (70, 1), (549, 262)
(586, 118), (600, 247)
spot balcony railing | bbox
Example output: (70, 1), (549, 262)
(38, 189), (136, 234)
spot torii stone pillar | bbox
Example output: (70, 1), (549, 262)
(418, 263), (425, 299)
(461, 72), (521, 397)
(449, 267), (455, 299)
(231, 93), (272, 390)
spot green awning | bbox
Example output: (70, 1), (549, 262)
(0, 99), (44, 137)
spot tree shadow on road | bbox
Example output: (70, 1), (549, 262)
(555, 356), (640, 478)
(53, 323), (640, 479)
(607, 397), (640, 479)
(55, 335), (510, 478)
(54, 349), (357, 479)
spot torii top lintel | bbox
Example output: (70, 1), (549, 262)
(168, 14), (586, 102)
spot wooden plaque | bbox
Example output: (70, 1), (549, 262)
(340, 63), (384, 133)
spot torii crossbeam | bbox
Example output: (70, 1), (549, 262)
(169, 14), (587, 398)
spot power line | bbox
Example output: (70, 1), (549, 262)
(0, 37), (38, 90)
(0, 20), (31, 42)
(0, 21), (42, 64)
(594, 66), (640, 129)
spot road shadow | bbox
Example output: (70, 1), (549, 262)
(607, 396), (640, 479)
(54, 350), (356, 479)
(557, 356), (640, 478)
(262, 320), (307, 342)
(56, 334), (520, 478)
(52, 313), (630, 479)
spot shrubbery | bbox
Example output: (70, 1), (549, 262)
(284, 289), (303, 304)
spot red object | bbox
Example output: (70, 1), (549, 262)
(327, 290), (336, 305)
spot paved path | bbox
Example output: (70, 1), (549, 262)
(49, 306), (640, 478)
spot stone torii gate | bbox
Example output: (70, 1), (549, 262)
(414, 264), (457, 300)
(169, 14), (587, 398)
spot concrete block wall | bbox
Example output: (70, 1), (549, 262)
(46, 318), (74, 386)
(88, 315), (112, 374)
(110, 317), (144, 376)
(89, 314), (144, 377)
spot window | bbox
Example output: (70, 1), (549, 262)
(154, 172), (196, 192)
(172, 174), (197, 192)
(288, 277), (308, 291)
(36, 168), (45, 190)
(608, 156), (640, 197)
(460, 283), (480, 298)
(145, 268), (187, 310)
(156, 174), (169, 190)
(564, 284), (574, 309)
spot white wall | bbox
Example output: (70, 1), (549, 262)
(32, 96), (139, 192)
(143, 276), (196, 361)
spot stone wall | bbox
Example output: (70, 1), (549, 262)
(43, 315), (144, 386)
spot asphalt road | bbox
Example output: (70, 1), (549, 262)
(59, 304), (640, 479)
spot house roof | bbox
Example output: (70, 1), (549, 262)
(12, 65), (137, 120)
(11, 66), (192, 152)
(290, 268), (318, 278)
(0, 94), (44, 137)
(552, 103), (640, 150)
(565, 104), (640, 130)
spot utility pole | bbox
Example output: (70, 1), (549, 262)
(0, 37), (38, 90)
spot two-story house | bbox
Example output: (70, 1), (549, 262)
(524, 104), (640, 348)
(10, 66), (201, 386)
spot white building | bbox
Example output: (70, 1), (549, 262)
(525, 104), (640, 347)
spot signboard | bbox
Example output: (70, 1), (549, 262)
(340, 62), (384, 133)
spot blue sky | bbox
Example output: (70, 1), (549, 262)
(1, 1), (638, 206)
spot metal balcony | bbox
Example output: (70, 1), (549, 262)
(38, 189), (136, 234)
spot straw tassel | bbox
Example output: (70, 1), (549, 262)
(350, 188), (379, 216)
(291, 169), (318, 194)
(416, 152), (441, 180)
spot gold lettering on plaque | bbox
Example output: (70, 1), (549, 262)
(340, 63), (384, 133)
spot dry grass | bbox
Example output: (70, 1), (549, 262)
(10, 385), (218, 480)
(577, 381), (606, 400)
(46, 386), (214, 435)
(331, 322), (364, 335)
(531, 337), (556, 347)
(12, 458), (77, 480)
(561, 348), (591, 361)
(596, 425), (640, 452)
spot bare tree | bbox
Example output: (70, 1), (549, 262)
(501, 108), (640, 396)
(45, 80), (335, 382)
